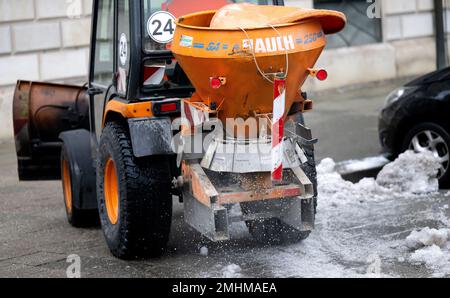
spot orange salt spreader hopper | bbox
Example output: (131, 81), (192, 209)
(171, 3), (346, 123)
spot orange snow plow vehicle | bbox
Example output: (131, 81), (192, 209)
(12, 0), (345, 259)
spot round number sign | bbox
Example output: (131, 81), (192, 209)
(119, 33), (128, 66)
(147, 11), (176, 44)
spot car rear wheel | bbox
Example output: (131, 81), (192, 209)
(402, 122), (450, 187)
(97, 122), (173, 259)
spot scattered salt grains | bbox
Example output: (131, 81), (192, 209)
(200, 246), (209, 257)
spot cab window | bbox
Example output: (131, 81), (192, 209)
(117, 0), (131, 96)
(92, 0), (114, 88)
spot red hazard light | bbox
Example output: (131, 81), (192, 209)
(210, 77), (222, 89)
(316, 69), (328, 81)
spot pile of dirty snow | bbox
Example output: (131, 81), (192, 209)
(317, 151), (441, 208)
(377, 151), (440, 193)
(405, 228), (450, 276)
(406, 227), (449, 250)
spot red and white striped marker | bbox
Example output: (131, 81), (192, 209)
(182, 100), (209, 128)
(272, 75), (286, 182)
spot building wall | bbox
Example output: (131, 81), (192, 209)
(304, 0), (438, 90)
(0, 0), (92, 141)
(0, 0), (444, 140)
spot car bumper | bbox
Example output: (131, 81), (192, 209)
(378, 111), (397, 160)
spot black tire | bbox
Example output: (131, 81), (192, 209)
(61, 144), (99, 228)
(244, 116), (318, 245)
(402, 122), (450, 188)
(97, 122), (173, 259)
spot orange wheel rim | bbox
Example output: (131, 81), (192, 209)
(62, 159), (72, 214)
(104, 158), (119, 225)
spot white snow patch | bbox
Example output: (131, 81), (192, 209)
(410, 245), (447, 268)
(406, 227), (449, 250)
(410, 245), (444, 264)
(337, 155), (389, 175)
(209, 150), (445, 278)
(200, 246), (209, 257)
(377, 151), (440, 193)
(317, 151), (440, 208)
(222, 264), (242, 278)
(405, 228), (450, 276)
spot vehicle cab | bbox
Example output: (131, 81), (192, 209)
(89, 0), (284, 142)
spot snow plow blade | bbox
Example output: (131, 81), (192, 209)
(13, 80), (90, 180)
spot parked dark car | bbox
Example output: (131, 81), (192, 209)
(379, 67), (450, 187)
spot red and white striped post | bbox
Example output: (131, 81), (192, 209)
(272, 74), (286, 182)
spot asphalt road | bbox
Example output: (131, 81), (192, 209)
(305, 79), (409, 161)
(1, 80), (449, 278)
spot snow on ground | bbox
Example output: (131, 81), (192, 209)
(222, 264), (242, 278)
(336, 155), (389, 175)
(214, 151), (448, 278)
(406, 227), (449, 249)
(377, 151), (440, 193)
(313, 151), (450, 277)
(404, 228), (450, 277)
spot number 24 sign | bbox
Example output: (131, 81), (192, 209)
(147, 11), (176, 44)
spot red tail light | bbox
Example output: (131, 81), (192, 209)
(316, 69), (328, 81)
(152, 100), (181, 116)
(160, 103), (178, 113)
(210, 77), (222, 89)
(307, 68), (328, 81)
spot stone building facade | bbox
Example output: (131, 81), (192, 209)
(0, 0), (446, 139)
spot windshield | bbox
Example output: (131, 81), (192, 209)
(142, 0), (276, 52)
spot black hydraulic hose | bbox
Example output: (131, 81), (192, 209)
(102, 84), (116, 117)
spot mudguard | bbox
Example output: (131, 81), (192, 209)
(59, 129), (97, 210)
(127, 117), (175, 157)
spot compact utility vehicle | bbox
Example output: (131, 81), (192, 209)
(13, 0), (345, 259)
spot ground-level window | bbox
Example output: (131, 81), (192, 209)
(314, 0), (382, 48)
